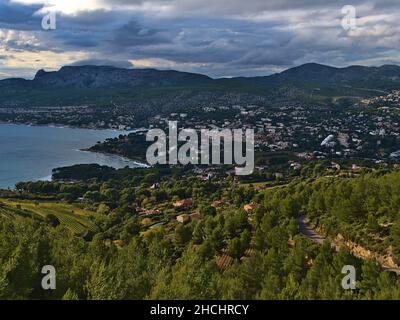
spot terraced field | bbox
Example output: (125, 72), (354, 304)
(0, 198), (98, 235)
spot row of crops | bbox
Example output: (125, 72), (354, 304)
(0, 199), (98, 235)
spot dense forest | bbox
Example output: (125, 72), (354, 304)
(2, 164), (400, 299)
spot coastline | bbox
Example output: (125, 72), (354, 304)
(0, 121), (150, 167)
(79, 148), (150, 168)
(0, 122), (151, 188)
(0, 120), (137, 133)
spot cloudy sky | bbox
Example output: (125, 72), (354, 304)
(0, 0), (399, 79)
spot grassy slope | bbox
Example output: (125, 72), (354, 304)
(0, 198), (98, 234)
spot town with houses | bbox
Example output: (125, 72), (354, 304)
(3, 91), (400, 173)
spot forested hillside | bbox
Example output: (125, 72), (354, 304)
(2, 165), (400, 299)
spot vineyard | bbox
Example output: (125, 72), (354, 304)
(0, 198), (98, 235)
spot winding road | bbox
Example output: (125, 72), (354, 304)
(296, 216), (325, 245)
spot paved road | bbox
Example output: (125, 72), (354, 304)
(296, 216), (325, 244)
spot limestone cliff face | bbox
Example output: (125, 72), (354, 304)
(332, 234), (400, 273)
(31, 66), (213, 89)
(308, 219), (400, 273)
(2, 63), (400, 108)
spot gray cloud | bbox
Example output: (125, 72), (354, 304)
(1, 0), (400, 78)
(0, 0), (42, 30)
(111, 20), (171, 47)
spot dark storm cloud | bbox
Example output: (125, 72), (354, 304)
(0, 0), (42, 30)
(1, 0), (400, 78)
(111, 20), (171, 47)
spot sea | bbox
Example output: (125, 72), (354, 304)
(0, 123), (145, 189)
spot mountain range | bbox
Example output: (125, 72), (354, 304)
(1, 63), (400, 108)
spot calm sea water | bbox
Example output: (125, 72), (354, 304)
(0, 124), (144, 189)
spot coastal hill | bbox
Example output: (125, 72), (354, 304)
(1, 63), (400, 108)
(31, 66), (213, 89)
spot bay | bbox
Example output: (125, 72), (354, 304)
(0, 124), (145, 189)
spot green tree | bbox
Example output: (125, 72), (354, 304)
(174, 224), (192, 247)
